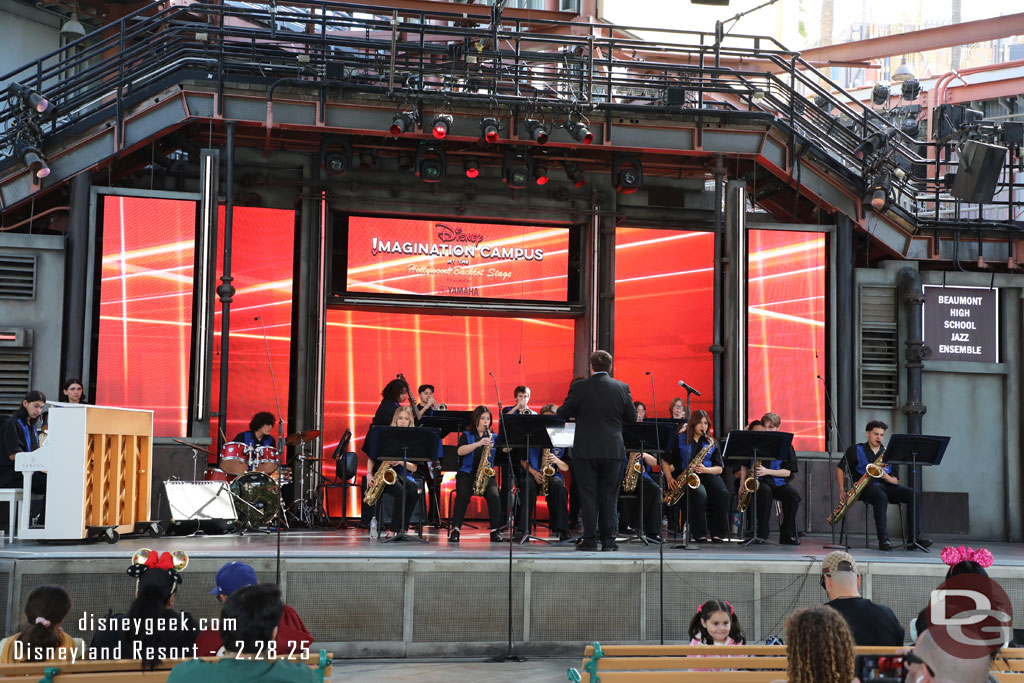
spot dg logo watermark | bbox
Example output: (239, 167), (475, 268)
(927, 573), (1013, 658)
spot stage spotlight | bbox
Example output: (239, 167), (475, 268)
(397, 152), (414, 171)
(533, 159), (549, 185)
(524, 118), (549, 144)
(8, 82), (51, 114)
(564, 118), (593, 145)
(431, 113), (453, 139)
(389, 110), (418, 136)
(502, 149), (533, 189)
(854, 128), (896, 159)
(320, 136), (352, 175)
(612, 156), (643, 194)
(892, 57), (916, 83)
(463, 157), (480, 179)
(900, 118), (920, 138)
(871, 83), (890, 106)
(16, 141), (49, 179)
(415, 144), (446, 182)
(864, 172), (891, 211)
(564, 161), (586, 188)
(480, 117), (500, 143)
(901, 78), (921, 101)
(359, 150), (376, 170)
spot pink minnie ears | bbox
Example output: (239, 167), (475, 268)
(941, 545), (994, 568)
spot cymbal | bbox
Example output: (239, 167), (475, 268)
(171, 438), (217, 456)
(284, 429), (322, 446)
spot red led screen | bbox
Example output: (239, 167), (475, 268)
(345, 216), (570, 301)
(614, 228), (716, 423)
(322, 309), (575, 519)
(95, 196), (196, 436)
(210, 207), (295, 453)
(747, 230), (826, 451)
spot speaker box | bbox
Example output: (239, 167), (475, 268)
(951, 140), (1007, 203)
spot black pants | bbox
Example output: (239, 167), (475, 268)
(859, 480), (918, 542)
(451, 471), (501, 531)
(380, 477), (420, 533)
(568, 464), (581, 529)
(755, 479), (801, 541)
(574, 458), (623, 544)
(623, 476), (661, 538)
(517, 475), (569, 536)
(679, 474), (730, 539)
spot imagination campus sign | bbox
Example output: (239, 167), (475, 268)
(922, 285), (999, 363)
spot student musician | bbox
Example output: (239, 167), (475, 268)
(516, 405), (570, 542)
(662, 409), (728, 543)
(839, 420), (930, 552)
(668, 397), (688, 422)
(232, 412), (276, 449)
(366, 406), (421, 537)
(450, 406), (502, 544)
(623, 401), (662, 542)
(371, 379), (410, 428)
(503, 386), (534, 415)
(499, 385), (533, 524)
(0, 391), (49, 520)
(415, 384), (442, 417)
(751, 412), (801, 545)
(60, 378), (86, 405)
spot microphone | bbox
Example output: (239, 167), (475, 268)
(678, 380), (701, 396)
(645, 371), (652, 375)
(254, 316), (261, 321)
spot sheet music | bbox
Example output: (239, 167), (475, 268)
(546, 423), (576, 449)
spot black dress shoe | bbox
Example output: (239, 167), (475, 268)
(915, 536), (933, 549)
(576, 542), (598, 551)
(449, 528), (460, 543)
(780, 536), (801, 546)
(490, 530), (503, 543)
(879, 540), (893, 551)
(557, 530), (570, 542)
(602, 540), (620, 552)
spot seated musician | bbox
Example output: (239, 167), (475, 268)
(752, 412), (801, 545)
(515, 404), (570, 542)
(662, 410), (728, 543)
(450, 406), (501, 544)
(622, 401), (662, 542)
(838, 420), (930, 552)
(366, 406), (421, 537)
(0, 391), (48, 521)
(416, 384), (440, 418)
(232, 412), (276, 449)
(61, 378), (87, 405)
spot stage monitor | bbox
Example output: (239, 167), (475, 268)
(333, 215), (580, 305)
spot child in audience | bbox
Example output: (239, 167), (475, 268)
(775, 606), (855, 683)
(688, 599), (746, 645)
(0, 585), (84, 663)
(911, 545), (995, 643)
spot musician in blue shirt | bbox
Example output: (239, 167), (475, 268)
(232, 412), (276, 449)
(0, 391), (49, 519)
(621, 401), (663, 542)
(662, 410), (729, 543)
(450, 406), (502, 544)
(752, 412), (802, 545)
(514, 404), (570, 542)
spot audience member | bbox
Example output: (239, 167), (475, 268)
(0, 585), (84, 663)
(821, 550), (904, 646)
(775, 605), (855, 683)
(688, 599), (746, 645)
(912, 545), (994, 642)
(168, 584), (317, 682)
(195, 562), (312, 656)
(907, 629), (997, 683)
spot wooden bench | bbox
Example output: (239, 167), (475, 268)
(567, 644), (1024, 682)
(0, 649), (332, 681)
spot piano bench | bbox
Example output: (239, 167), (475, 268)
(0, 489), (22, 540)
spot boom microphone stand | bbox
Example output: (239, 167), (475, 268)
(256, 315), (287, 585)
(647, 372), (665, 646)
(818, 373), (849, 550)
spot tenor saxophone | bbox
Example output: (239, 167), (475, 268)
(664, 439), (714, 505)
(540, 449), (556, 497)
(623, 452), (643, 492)
(364, 462), (397, 505)
(827, 449), (887, 525)
(473, 433), (496, 496)
(737, 460), (761, 513)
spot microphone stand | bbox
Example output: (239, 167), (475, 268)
(487, 371), (524, 663)
(646, 372), (664, 646)
(675, 381), (701, 552)
(256, 315), (287, 585)
(819, 374), (849, 551)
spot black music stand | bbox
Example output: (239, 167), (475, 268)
(622, 421), (676, 545)
(721, 429), (794, 546)
(419, 413), (471, 530)
(884, 434), (948, 553)
(499, 414), (565, 545)
(365, 426), (440, 544)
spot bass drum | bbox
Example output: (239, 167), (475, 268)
(230, 472), (279, 528)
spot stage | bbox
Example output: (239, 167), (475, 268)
(1, 528), (1021, 658)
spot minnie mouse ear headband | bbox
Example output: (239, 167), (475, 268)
(941, 545), (994, 568)
(127, 548), (190, 585)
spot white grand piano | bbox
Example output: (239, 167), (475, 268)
(16, 402), (156, 541)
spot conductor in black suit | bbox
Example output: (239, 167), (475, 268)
(557, 350), (637, 551)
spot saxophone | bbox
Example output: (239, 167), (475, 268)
(827, 448), (887, 525)
(737, 460), (761, 513)
(473, 432), (496, 496)
(664, 439), (714, 505)
(540, 449), (556, 497)
(623, 452), (643, 493)
(364, 462), (397, 505)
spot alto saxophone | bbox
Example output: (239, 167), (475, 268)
(664, 439), (714, 506)
(737, 460), (761, 513)
(623, 452), (643, 493)
(364, 462), (397, 505)
(473, 432), (496, 496)
(540, 449), (556, 497)
(827, 448), (887, 525)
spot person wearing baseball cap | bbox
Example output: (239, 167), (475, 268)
(820, 551), (903, 646)
(194, 562), (312, 656)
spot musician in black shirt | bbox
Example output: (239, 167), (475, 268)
(366, 406), (421, 536)
(753, 412), (801, 545)
(0, 391), (48, 494)
(450, 406), (502, 544)
(232, 412), (276, 449)
(662, 410), (728, 542)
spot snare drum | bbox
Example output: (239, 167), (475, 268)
(253, 445), (279, 474)
(220, 441), (251, 475)
(205, 468), (233, 482)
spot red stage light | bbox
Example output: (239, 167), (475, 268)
(480, 117), (500, 143)
(464, 158), (480, 178)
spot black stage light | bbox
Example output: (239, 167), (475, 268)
(502, 149), (532, 189)
(524, 118), (549, 144)
(533, 159), (549, 185)
(390, 111), (418, 136)
(564, 119), (593, 145)
(564, 161), (586, 188)
(463, 157), (480, 179)
(415, 144), (446, 182)
(854, 128), (896, 159)
(8, 83), (50, 114)
(480, 117), (501, 143)
(901, 78), (921, 101)
(900, 118), (920, 138)
(359, 150), (376, 170)
(16, 141), (50, 179)
(864, 172), (891, 211)
(431, 113), (453, 139)
(612, 156), (643, 194)
(872, 83), (890, 106)
(320, 136), (352, 175)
